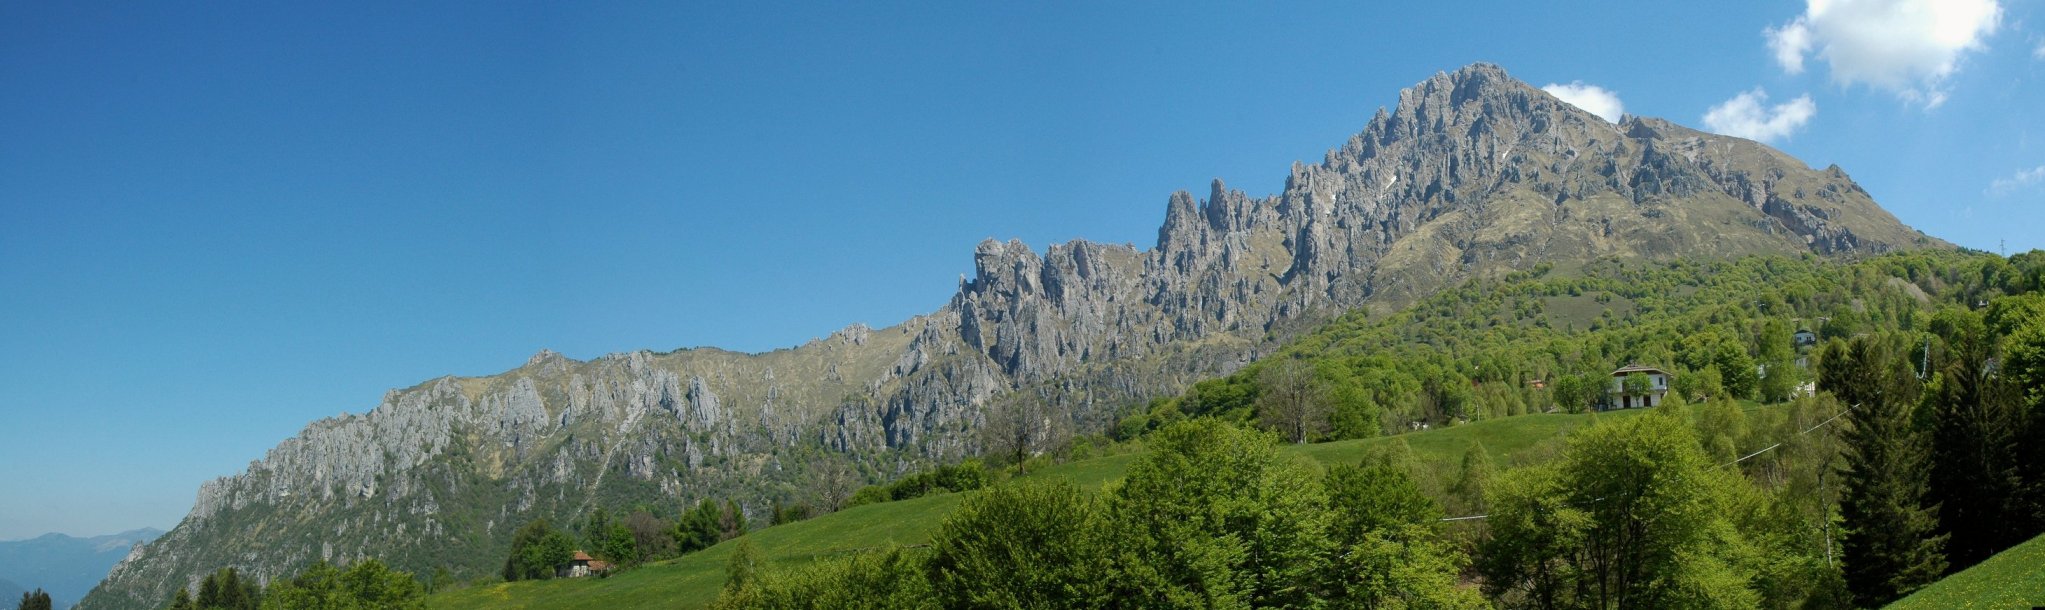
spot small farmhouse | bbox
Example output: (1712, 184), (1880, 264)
(559, 551), (610, 578)
(1605, 364), (1670, 410)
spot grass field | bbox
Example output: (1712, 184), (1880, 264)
(1886, 533), (2045, 610)
(424, 410), (1651, 610)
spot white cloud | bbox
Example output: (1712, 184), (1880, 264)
(1988, 165), (2045, 196)
(1540, 81), (1625, 123)
(2034, 39), (2045, 60)
(1703, 88), (1818, 143)
(1767, 20), (1813, 74)
(1765, 0), (2002, 107)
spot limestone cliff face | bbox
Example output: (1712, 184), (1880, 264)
(80, 63), (1937, 610)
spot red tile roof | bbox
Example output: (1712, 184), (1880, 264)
(1610, 364), (1668, 376)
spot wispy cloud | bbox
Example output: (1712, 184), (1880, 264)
(1988, 165), (2045, 196)
(1703, 89), (1818, 143)
(1767, 20), (1814, 74)
(1765, 0), (2003, 108)
(1541, 81), (1625, 123)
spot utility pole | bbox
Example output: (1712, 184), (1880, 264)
(1821, 469), (1834, 567)
(1920, 338), (1931, 380)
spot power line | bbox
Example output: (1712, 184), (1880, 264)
(1720, 443), (1782, 469)
(1715, 409), (1848, 469)
(1437, 406), (1852, 522)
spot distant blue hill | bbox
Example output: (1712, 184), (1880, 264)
(0, 529), (163, 610)
(2, 577), (29, 607)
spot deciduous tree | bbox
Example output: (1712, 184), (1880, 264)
(1479, 411), (1760, 609)
(983, 391), (1065, 474)
(503, 519), (574, 581)
(1110, 419), (1330, 608)
(1257, 357), (1332, 443)
(927, 481), (1111, 609)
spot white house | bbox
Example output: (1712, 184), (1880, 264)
(559, 551), (610, 578)
(1606, 364), (1670, 410)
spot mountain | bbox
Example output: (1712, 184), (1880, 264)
(0, 529), (162, 610)
(2, 579), (24, 607)
(78, 63), (1940, 610)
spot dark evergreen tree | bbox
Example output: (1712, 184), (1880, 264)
(16, 589), (52, 610)
(1923, 314), (2031, 571)
(674, 499), (723, 553)
(1820, 335), (1946, 607)
(195, 572), (218, 608)
(187, 567), (260, 610)
(1992, 297), (2045, 530)
(254, 559), (425, 609)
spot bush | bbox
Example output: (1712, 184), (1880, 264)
(711, 546), (935, 610)
(846, 461), (989, 507)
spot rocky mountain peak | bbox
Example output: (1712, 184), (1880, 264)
(77, 63), (1942, 610)
(525, 349), (567, 367)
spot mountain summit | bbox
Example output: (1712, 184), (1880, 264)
(0, 529), (162, 610)
(79, 63), (1937, 610)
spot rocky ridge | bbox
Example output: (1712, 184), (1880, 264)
(79, 63), (1938, 610)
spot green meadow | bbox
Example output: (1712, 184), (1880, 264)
(425, 409), (1648, 610)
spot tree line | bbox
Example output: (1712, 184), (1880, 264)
(1122, 251), (2032, 441)
(502, 496), (749, 581)
(152, 250), (2045, 609)
(500, 456), (1000, 583)
(704, 250), (2045, 609)
(1815, 292), (2045, 607)
(711, 419), (1483, 610)
(160, 561), (424, 610)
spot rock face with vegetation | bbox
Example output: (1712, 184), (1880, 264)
(77, 63), (1938, 610)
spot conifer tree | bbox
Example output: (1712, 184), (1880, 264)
(1820, 335), (1946, 607)
(16, 589), (52, 610)
(1922, 312), (2030, 570)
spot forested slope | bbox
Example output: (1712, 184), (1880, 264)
(429, 247), (2045, 609)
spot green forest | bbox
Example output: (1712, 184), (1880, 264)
(152, 249), (2045, 610)
(705, 250), (2045, 610)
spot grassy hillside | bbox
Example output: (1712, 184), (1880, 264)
(1886, 533), (2045, 610)
(419, 249), (2045, 610)
(424, 409), (1649, 610)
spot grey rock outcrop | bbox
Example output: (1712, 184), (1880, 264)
(79, 63), (1939, 610)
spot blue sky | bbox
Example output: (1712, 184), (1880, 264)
(2, 1), (2041, 539)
